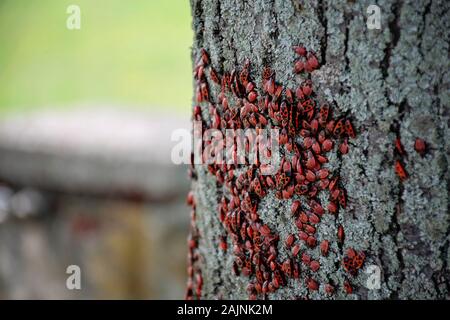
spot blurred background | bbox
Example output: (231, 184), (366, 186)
(0, 0), (192, 299)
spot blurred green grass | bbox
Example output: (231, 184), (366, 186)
(0, 0), (193, 115)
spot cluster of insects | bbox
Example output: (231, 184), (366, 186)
(185, 191), (203, 300)
(394, 137), (427, 181)
(186, 45), (366, 299)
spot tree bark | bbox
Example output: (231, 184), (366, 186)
(187, 0), (449, 299)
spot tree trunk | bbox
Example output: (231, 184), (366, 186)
(187, 0), (449, 299)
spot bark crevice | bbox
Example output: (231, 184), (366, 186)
(317, 0), (328, 66)
(381, 0), (402, 80)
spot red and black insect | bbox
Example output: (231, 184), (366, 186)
(200, 49), (210, 65)
(307, 278), (319, 291)
(414, 138), (426, 156)
(339, 138), (349, 154)
(320, 240), (330, 256)
(343, 248), (365, 275)
(337, 225), (345, 243)
(319, 104), (330, 126)
(395, 160), (408, 181)
(305, 52), (319, 72)
(209, 67), (221, 84)
(343, 280), (353, 294)
(395, 137), (406, 156)
(345, 120), (356, 139)
(325, 283), (335, 295)
(333, 119), (345, 136)
(262, 66), (273, 81)
(294, 60), (305, 74)
(293, 45), (307, 57)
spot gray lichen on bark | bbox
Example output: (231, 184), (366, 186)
(189, 0), (449, 299)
